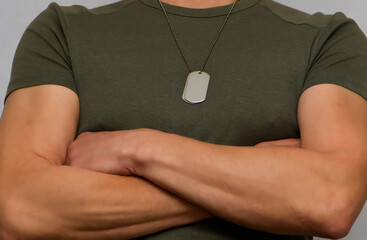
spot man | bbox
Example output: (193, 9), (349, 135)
(0, 0), (366, 239)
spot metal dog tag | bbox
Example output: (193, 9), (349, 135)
(182, 71), (210, 104)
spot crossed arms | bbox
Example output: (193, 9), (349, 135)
(0, 83), (366, 239)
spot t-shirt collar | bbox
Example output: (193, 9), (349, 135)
(139, 0), (260, 17)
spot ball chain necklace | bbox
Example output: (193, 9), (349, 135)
(157, 0), (238, 104)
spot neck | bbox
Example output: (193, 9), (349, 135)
(160, 0), (236, 9)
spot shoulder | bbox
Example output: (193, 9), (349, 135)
(39, 0), (139, 19)
(256, 0), (352, 30)
(23, 0), (142, 41)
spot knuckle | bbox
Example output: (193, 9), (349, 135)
(78, 131), (91, 139)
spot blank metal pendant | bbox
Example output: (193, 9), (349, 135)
(182, 71), (210, 104)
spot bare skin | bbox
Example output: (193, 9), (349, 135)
(1, 1), (366, 239)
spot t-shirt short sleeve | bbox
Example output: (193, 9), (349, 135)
(4, 3), (78, 104)
(302, 13), (367, 100)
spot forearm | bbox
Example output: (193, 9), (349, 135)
(135, 134), (365, 238)
(2, 161), (209, 240)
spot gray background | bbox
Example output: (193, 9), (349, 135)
(0, 1), (366, 239)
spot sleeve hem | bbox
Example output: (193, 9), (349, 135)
(4, 83), (79, 105)
(300, 82), (367, 101)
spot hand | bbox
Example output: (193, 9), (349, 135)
(65, 130), (138, 175)
(255, 138), (301, 148)
(65, 128), (171, 175)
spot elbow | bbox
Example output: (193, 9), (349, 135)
(0, 194), (32, 239)
(301, 187), (362, 239)
(319, 213), (354, 239)
(0, 191), (18, 240)
(0, 191), (56, 240)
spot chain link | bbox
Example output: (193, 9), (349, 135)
(158, 0), (237, 73)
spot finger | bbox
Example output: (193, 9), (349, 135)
(255, 138), (301, 147)
(274, 138), (300, 147)
(77, 131), (92, 139)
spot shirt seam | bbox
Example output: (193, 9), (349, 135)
(258, 2), (325, 30)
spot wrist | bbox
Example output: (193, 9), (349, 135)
(131, 129), (182, 176)
(115, 129), (148, 175)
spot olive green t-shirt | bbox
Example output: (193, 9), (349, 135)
(5, 0), (367, 239)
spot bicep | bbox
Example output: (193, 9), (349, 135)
(0, 84), (79, 166)
(297, 83), (367, 194)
